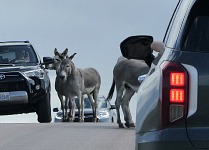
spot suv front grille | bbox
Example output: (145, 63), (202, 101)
(0, 72), (28, 92)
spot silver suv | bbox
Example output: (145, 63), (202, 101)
(121, 0), (209, 149)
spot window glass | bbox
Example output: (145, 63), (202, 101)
(183, 16), (209, 52)
(75, 97), (92, 109)
(0, 45), (38, 64)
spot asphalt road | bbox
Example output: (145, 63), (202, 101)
(0, 123), (135, 150)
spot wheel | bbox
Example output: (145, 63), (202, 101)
(36, 92), (52, 123)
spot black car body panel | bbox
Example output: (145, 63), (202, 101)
(135, 0), (209, 149)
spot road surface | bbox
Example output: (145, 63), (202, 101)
(0, 123), (135, 150)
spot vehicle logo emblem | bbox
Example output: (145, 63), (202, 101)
(0, 74), (5, 80)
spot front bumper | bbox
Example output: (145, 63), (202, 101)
(0, 71), (49, 115)
(0, 71), (48, 104)
(0, 91), (28, 104)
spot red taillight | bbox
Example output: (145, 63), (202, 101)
(170, 73), (185, 86)
(170, 89), (184, 103)
(161, 61), (188, 128)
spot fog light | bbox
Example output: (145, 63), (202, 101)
(35, 85), (41, 90)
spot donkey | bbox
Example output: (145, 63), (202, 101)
(56, 56), (101, 122)
(106, 56), (149, 128)
(46, 48), (76, 122)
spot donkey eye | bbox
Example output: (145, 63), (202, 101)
(66, 65), (69, 68)
(55, 59), (60, 62)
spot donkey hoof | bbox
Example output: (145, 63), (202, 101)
(119, 123), (124, 128)
(62, 118), (67, 122)
(92, 118), (97, 122)
(69, 118), (74, 122)
(125, 122), (130, 128)
(129, 123), (135, 127)
(79, 118), (84, 122)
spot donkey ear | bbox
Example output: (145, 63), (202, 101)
(54, 48), (59, 55)
(69, 53), (77, 60)
(62, 48), (68, 56)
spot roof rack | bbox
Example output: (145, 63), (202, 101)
(0, 41), (30, 43)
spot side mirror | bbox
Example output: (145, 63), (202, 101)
(53, 107), (59, 112)
(43, 57), (54, 64)
(110, 105), (116, 109)
(120, 35), (153, 60)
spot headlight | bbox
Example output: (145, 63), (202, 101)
(23, 69), (44, 78)
(97, 110), (110, 118)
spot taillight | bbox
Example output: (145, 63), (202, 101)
(161, 61), (189, 128)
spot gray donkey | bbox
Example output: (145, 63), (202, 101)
(106, 56), (149, 128)
(46, 48), (76, 122)
(56, 56), (101, 122)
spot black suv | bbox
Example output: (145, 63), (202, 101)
(0, 41), (53, 123)
(120, 0), (209, 149)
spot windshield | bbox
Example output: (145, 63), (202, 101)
(98, 99), (107, 108)
(74, 97), (107, 109)
(75, 97), (92, 109)
(0, 45), (38, 64)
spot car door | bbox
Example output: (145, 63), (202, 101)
(183, 2), (209, 148)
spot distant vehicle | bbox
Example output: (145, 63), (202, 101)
(0, 41), (54, 123)
(53, 96), (116, 123)
(120, 0), (209, 149)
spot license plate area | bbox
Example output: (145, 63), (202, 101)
(0, 92), (10, 101)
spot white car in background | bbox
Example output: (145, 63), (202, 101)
(53, 96), (116, 123)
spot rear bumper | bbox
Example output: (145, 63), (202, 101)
(135, 128), (195, 150)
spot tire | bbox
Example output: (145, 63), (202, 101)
(36, 92), (52, 123)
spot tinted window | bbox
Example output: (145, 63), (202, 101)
(182, 1), (209, 52)
(98, 100), (107, 108)
(74, 97), (107, 109)
(75, 97), (92, 108)
(183, 16), (209, 51)
(0, 45), (38, 64)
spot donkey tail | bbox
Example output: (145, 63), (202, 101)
(106, 79), (115, 101)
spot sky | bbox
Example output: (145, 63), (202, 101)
(0, 0), (179, 123)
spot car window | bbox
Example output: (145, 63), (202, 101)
(98, 100), (107, 108)
(181, 1), (209, 52)
(74, 97), (108, 109)
(183, 16), (209, 52)
(75, 97), (92, 108)
(0, 45), (38, 64)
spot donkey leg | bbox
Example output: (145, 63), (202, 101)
(80, 95), (84, 122)
(58, 94), (66, 122)
(93, 89), (99, 122)
(68, 97), (75, 122)
(115, 85), (125, 128)
(88, 94), (97, 122)
(121, 87), (135, 128)
(77, 94), (84, 122)
(71, 98), (76, 121)
(64, 97), (70, 122)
